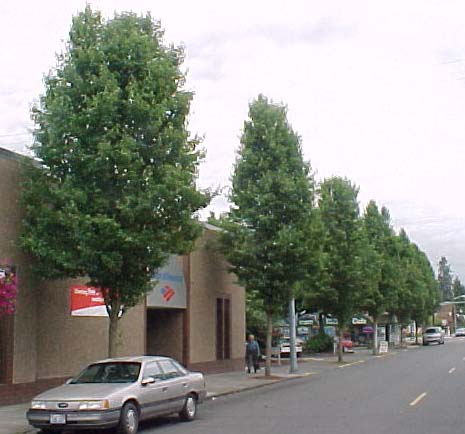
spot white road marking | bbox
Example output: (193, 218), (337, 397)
(410, 392), (427, 407)
(337, 360), (365, 368)
(449, 367), (456, 374)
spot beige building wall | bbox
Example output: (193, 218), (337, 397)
(35, 278), (145, 379)
(1, 148), (145, 383)
(0, 150), (40, 384)
(1, 147), (247, 388)
(188, 228), (245, 366)
(12, 273), (38, 384)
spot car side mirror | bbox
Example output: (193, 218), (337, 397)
(141, 376), (156, 386)
(65, 378), (74, 385)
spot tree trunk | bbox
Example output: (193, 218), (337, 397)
(415, 322), (419, 345)
(319, 312), (325, 335)
(108, 299), (121, 358)
(337, 323), (344, 363)
(265, 311), (273, 377)
(372, 317), (378, 356)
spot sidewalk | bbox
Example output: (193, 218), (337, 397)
(0, 350), (386, 434)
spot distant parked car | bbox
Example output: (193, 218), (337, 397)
(342, 339), (354, 352)
(272, 337), (303, 356)
(26, 356), (206, 434)
(455, 328), (465, 337)
(422, 327), (445, 345)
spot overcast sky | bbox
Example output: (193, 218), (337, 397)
(1, 0), (464, 280)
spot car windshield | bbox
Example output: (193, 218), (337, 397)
(425, 328), (439, 334)
(70, 362), (141, 384)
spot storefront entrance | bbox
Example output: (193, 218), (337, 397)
(146, 308), (185, 363)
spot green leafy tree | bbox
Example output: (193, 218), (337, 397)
(20, 7), (208, 357)
(308, 177), (367, 362)
(393, 230), (417, 331)
(452, 276), (465, 299)
(219, 95), (322, 375)
(453, 277), (465, 325)
(412, 248), (440, 331)
(438, 256), (453, 301)
(361, 202), (399, 354)
(245, 289), (267, 345)
(394, 230), (440, 342)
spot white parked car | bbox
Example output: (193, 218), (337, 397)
(273, 338), (303, 356)
(26, 356), (206, 434)
(422, 327), (445, 345)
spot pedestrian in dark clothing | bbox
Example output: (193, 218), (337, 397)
(245, 334), (261, 373)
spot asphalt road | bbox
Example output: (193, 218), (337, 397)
(139, 338), (465, 434)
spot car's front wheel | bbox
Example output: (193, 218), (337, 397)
(179, 394), (197, 421)
(117, 402), (139, 434)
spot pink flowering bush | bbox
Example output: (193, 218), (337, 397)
(0, 265), (17, 315)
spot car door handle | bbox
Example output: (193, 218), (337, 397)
(182, 383), (188, 388)
(162, 386), (168, 392)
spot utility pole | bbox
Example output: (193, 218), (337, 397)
(289, 297), (298, 373)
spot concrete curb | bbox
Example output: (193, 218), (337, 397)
(206, 372), (314, 400)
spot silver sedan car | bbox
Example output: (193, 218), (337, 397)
(26, 356), (206, 434)
(422, 326), (445, 345)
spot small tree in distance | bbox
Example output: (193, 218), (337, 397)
(20, 7), (208, 357)
(438, 256), (453, 301)
(452, 276), (465, 299)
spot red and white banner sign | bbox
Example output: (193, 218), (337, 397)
(70, 285), (107, 317)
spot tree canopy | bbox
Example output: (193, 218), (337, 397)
(452, 276), (465, 299)
(438, 256), (453, 301)
(219, 94), (322, 374)
(305, 177), (369, 361)
(20, 6), (208, 356)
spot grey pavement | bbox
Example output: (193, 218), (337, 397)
(0, 348), (409, 434)
(184, 338), (462, 434)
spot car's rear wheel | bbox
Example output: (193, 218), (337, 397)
(179, 394), (197, 421)
(117, 402), (139, 434)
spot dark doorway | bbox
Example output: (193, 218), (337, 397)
(0, 315), (13, 384)
(216, 298), (231, 360)
(146, 309), (184, 363)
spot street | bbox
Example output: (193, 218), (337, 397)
(138, 338), (465, 434)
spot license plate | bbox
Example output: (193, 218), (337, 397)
(50, 413), (66, 424)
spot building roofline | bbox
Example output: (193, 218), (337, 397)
(0, 147), (27, 163)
